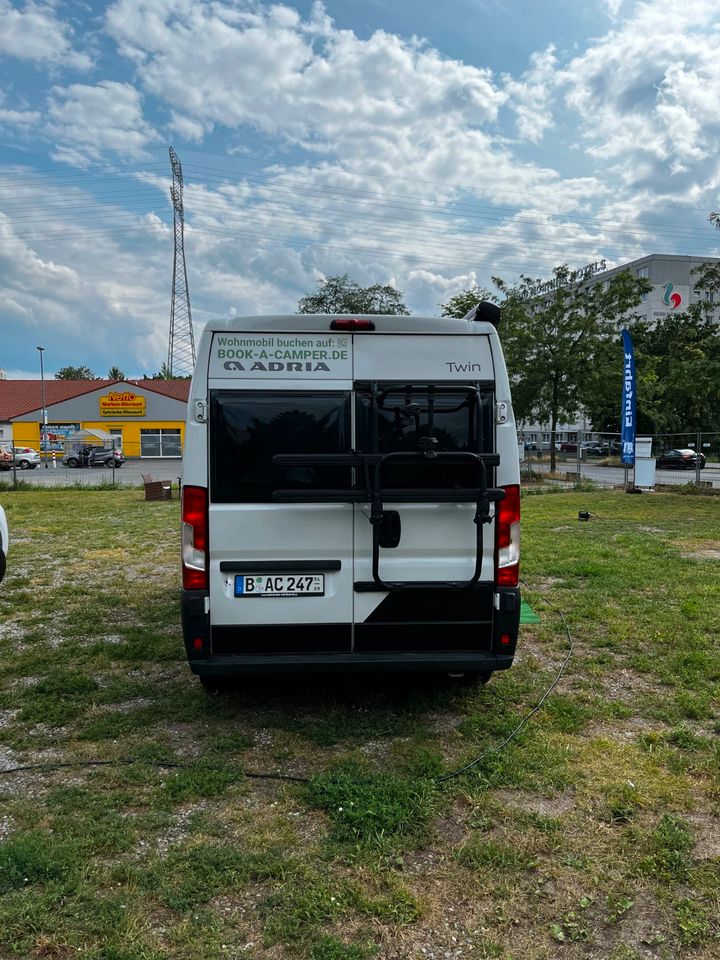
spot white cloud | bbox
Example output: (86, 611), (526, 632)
(47, 81), (161, 164)
(503, 45), (558, 142)
(0, 0), (92, 69)
(0, 174), (174, 370)
(560, 0), (720, 186)
(0, 105), (40, 127)
(106, 1), (505, 147)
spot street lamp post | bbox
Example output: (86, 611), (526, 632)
(37, 346), (48, 468)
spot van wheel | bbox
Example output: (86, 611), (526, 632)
(199, 676), (232, 694)
(447, 671), (493, 686)
(66, 457), (78, 468)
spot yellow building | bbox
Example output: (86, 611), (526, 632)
(0, 379), (190, 460)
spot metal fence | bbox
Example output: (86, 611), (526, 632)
(519, 431), (720, 490)
(0, 437), (182, 490)
(4, 431), (719, 493)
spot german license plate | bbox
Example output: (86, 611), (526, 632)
(234, 574), (325, 598)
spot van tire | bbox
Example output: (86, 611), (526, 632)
(448, 671), (493, 686)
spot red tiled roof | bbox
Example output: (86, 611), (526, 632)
(0, 379), (105, 420)
(0, 378), (190, 420)
(133, 379), (191, 401)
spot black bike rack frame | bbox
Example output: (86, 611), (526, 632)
(272, 382), (505, 592)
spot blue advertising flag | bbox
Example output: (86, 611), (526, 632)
(620, 330), (636, 465)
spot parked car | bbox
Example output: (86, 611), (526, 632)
(63, 446), (126, 468)
(655, 448), (706, 470)
(0, 503), (8, 582)
(12, 447), (40, 470)
(581, 442), (609, 457)
(0, 444), (13, 471)
(560, 442), (578, 453)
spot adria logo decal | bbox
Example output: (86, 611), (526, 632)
(662, 282), (682, 309)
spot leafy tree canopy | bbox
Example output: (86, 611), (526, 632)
(107, 366), (125, 380)
(439, 284), (497, 319)
(297, 274), (409, 315)
(492, 266), (650, 468)
(54, 365), (96, 380)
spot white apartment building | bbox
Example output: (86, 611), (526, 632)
(595, 253), (720, 323)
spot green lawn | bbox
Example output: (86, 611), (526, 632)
(0, 488), (718, 959)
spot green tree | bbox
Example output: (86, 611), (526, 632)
(439, 284), (497, 318)
(297, 274), (409, 315)
(494, 267), (650, 471)
(142, 362), (190, 380)
(107, 366), (125, 380)
(54, 365), (96, 380)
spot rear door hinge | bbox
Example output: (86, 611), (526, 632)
(194, 399), (207, 422)
(495, 401), (508, 424)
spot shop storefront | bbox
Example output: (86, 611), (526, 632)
(1, 379), (190, 459)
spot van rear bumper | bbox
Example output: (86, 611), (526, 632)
(182, 586), (520, 675)
(189, 651), (515, 675)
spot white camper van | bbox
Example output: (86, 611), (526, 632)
(181, 306), (521, 687)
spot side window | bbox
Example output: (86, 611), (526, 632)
(210, 391), (351, 503)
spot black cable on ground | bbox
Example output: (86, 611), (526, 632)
(436, 584), (575, 784)
(0, 583), (572, 788)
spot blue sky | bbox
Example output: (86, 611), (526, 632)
(1, 0), (720, 378)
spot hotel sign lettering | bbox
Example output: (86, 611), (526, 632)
(519, 260), (607, 300)
(99, 391), (146, 417)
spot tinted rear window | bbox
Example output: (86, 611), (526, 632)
(210, 391), (351, 503)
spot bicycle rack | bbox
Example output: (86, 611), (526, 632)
(273, 382), (505, 592)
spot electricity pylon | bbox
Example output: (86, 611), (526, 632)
(168, 146), (196, 377)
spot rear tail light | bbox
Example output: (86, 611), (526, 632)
(495, 484), (520, 587)
(182, 485), (208, 590)
(330, 318), (376, 331)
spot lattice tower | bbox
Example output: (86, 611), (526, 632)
(168, 146), (196, 377)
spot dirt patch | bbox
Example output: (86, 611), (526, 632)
(492, 788), (576, 818)
(209, 887), (287, 959)
(142, 801), (207, 856)
(102, 698), (154, 714)
(685, 812), (720, 859)
(529, 576), (567, 592)
(681, 549), (720, 560)
(607, 889), (676, 959)
(597, 668), (664, 706)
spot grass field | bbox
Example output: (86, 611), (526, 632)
(0, 488), (718, 960)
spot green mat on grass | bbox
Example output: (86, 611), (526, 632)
(520, 600), (540, 624)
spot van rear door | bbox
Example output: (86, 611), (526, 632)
(351, 335), (499, 650)
(206, 333), (355, 656)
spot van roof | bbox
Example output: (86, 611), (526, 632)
(201, 315), (498, 336)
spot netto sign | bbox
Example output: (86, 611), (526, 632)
(99, 391), (146, 417)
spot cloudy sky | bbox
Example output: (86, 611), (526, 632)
(2, 0), (720, 378)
